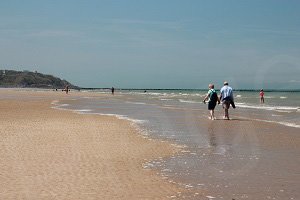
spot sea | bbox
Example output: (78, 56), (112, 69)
(53, 89), (300, 200)
(57, 89), (300, 128)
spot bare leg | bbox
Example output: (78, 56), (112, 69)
(211, 110), (215, 120)
(209, 110), (214, 120)
(226, 108), (229, 120)
(224, 108), (229, 120)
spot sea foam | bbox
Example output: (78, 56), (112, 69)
(235, 103), (299, 112)
(126, 101), (146, 105)
(179, 99), (201, 104)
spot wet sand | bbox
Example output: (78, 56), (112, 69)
(0, 89), (299, 200)
(0, 90), (187, 199)
(173, 117), (300, 199)
(136, 103), (300, 199)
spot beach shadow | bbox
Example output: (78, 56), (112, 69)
(214, 118), (251, 121)
(229, 118), (250, 121)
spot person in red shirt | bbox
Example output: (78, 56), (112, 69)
(260, 89), (265, 103)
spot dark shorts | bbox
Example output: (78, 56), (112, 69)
(208, 101), (217, 110)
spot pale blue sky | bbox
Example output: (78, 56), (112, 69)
(1, 0), (300, 89)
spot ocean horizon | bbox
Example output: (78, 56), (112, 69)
(80, 88), (300, 92)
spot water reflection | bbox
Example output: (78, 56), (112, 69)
(208, 121), (217, 148)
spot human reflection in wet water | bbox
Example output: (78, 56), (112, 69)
(208, 121), (217, 148)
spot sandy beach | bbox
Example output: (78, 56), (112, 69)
(1, 89), (299, 200)
(0, 90), (187, 199)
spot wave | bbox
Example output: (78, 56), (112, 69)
(277, 121), (300, 128)
(94, 113), (148, 124)
(54, 104), (148, 125)
(254, 118), (300, 128)
(51, 100), (59, 105)
(51, 100), (70, 107)
(52, 98), (149, 125)
(122, 91), (207, 98)
(74, 109), (92, 113)
(235, 103), (299, 112)
(146, 92), (166, 96)
(179, 93), (189, 96)
(179, 99), (201, 104)
(82, 96), (95, 99)
(125, 92), (167, 96)
(264, 96), (276, 99)
(56, 103), (69, 107)
(236, 115), (300, 129)
(126, 101), (146, 105)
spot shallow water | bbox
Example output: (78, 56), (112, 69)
(55, 90), (300, 199)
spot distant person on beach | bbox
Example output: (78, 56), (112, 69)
(220, 81), (234, 120)
(203, 84), (220, 120)
(64, 85), (69, 94)
(260, 89), (265, 103)
(111, 87), (115, 95)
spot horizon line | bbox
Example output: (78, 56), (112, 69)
(80, 88), (300, 92)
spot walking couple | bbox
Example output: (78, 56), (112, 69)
(203, 81), (235, 120)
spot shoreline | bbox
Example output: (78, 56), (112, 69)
(51, 90), (300, 199)
(0, 90), (197, 199)
(1, 89), (299, 199)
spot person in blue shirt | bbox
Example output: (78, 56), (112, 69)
(219, 81), (234, 120)
(203, 84), (220, 120)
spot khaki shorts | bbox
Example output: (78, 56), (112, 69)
(222, 100), (230, 109)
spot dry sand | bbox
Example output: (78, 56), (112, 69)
(0, 90), (186, 199)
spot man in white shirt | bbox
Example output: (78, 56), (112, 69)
(220, 81), (234, 120)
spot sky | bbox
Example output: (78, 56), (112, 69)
(0, 0), (300, 89)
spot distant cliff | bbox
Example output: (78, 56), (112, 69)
(0, 70), (79, 89)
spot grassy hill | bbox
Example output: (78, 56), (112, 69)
(0, 70), (79, 89)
